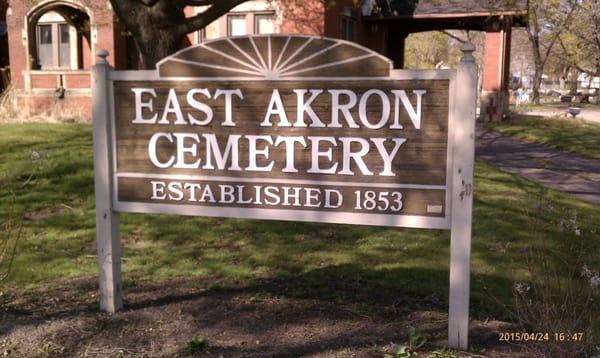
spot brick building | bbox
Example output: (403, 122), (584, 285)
(3, 0), (526, 120)
(1, 0), (8, 91)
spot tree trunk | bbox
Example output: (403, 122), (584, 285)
(109, 0), (249, 69)
(527, 21), (544, 105)
(110, 1), (188, 69)
(135, 30), (187, 70)
(532, 58), (543, 105)
(569, 73), (578, 95)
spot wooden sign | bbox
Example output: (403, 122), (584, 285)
(110, 36), (453, 228)
(92, 35), (478, 350)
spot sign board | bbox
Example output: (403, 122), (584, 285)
(92, 35), (477, 349)
(111, 36), (452, 228)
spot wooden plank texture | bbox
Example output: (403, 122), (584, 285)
(112, 78), (450, 220)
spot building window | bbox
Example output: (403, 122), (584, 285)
(197, 20), (219, 43)
(341, 16), (357, 42)
(254, 13), (276, 34)
(59, 24), (71, 67)
(228, 14), (247, 36)
(36, 22), (72, 69)
(195, 10), (279, 42)
(37, 24), (53, 68)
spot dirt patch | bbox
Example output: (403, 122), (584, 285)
(23, 204), (72, 221)
(1, 277), (528, 357)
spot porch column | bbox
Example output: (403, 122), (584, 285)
(481, 18), (512, 122)
(386, 30), (406, 69)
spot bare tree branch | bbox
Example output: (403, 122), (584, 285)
(439, 30), (467, 44)
(183, 0), (215, 5)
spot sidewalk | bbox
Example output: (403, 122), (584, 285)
(475, 126), (600, 205)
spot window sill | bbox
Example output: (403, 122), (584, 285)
(28, 69), (91, 75)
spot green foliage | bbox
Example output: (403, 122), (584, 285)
(185, 337), (209, 355)
(427, 348), (458, 358)
(394, 344), (416, 358)
(35, 340), (65, 357)
(559, 1), (600, 76)
(405, 325), (427, 351)
(404, 32), (452, 69)
(404, 30), (485, 70)
(393, 325), (427, 357)
(525, 0), (579, 103)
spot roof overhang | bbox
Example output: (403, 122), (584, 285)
(363, 11), (528, 31)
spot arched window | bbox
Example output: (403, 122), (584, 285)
(36, 12), (75, 69)
(27, 1), (92, 70)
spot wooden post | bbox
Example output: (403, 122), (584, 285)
(92, 49), (123, 313)
(448, 42), (478, 349)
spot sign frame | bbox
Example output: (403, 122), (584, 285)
(91, 35), (477, 350)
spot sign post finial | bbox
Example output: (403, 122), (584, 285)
(96, 49), (110, 65)
(460, 42), (476, 63)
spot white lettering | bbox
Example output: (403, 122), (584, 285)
(199, 185), (216, 203)
(304, 188), (322, 208)
(328, 89), (359, 128)
(151, 181), (166, 199)
(293, 89), (325, 127)
(173, 133), (201, 169)
(214, 89), (243, 126)
(219, 185), (236, 203)
(370, 138), (406, 176)
(246, 135), (274, 171)
(307, 136), (338, 174)
(184, 183), (202, 201)
(282, 187), (302, 206)
(339, 137), (373, 175)
(275, 136), (307, 173)
(203, 134), (241, 171)
(148, 132), (175, 168)
(324, 189), (343, 208)
(359, 89), (390, 129)
(132, 88), (158, 124)
(187, 88), (213, 126)
(167, 182), (184, 201)
(264, 186), (280, 205)
(391, 90), (426, 129)
(159, 88), (185, 125)
(261, 89), (291, 127)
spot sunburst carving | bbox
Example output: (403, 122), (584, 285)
(157, 35), (392, 79)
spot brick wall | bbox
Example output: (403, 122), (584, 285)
(1, 0), (8, 69)
(5, 0), (120, 118)
(4, 0), (354, 119)
(280, 0), (325, 35)
(6, 0), (26, 89)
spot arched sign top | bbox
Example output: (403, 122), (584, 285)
(157, 34), (393, 79)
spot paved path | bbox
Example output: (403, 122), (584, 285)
(476, 126), (600, 205)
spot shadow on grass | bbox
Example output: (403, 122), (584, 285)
(1, 263), (512, 329)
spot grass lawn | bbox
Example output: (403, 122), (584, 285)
(488, 114), (600, 159)
(1, 123), (599, 353)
